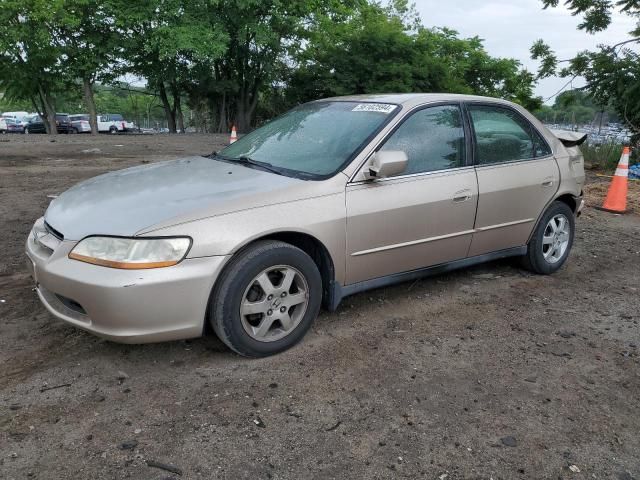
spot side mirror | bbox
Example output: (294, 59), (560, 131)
(365, 150), (408, 180)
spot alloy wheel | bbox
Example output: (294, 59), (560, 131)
(240, 265), (309, 342)
(542, 214), (570, 264)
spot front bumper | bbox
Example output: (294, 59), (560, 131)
(26, 218), (229, 343)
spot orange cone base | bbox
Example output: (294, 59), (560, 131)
(594, 206), (627, 214)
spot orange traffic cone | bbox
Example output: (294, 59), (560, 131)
(599, 146), (630, 214)
(229, 125), (238, 144)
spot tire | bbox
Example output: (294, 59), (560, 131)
(109, 126), (117, 134)
(70, 128), (77, 134)
(522, 201), (575, 275)
(24, 127), (29, 135)
(210, 240), (322, 357)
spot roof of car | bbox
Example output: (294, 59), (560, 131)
(317, 93), (517, 109)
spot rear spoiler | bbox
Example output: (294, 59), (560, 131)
(549, 129), (588, 148)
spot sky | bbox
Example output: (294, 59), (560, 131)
(412, 0), (638, 104)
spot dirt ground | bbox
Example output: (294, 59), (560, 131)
(1, 134), (639, 480)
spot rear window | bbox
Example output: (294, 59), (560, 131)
(469, 105), (538, 164)
(70, 115), (89, 121)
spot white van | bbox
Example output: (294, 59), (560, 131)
(1, 111), (30, 127)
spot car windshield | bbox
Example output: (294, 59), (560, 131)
(219, 101), (399, 178)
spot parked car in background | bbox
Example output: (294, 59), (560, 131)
(98, 114), (136, 133)
(5, 118), (25, 133)
(1, 111), (29, 128)
(69, 114), (92, 133)
(25, 114), (74, 134)
(0, 117), (7, 133)
(27, 94), (586, 358)
(21, 114), (38, 127)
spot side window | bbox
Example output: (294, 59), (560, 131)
(469, 105), (538, 165)
(380, 105), (466, 176)
(532, 128), (552, 157)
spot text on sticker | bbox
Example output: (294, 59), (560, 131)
(352, 104), (397, 114)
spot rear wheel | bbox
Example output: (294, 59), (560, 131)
(210, 241), (322, 357)
(109, 126), (118, 134)
(522, 201), (575, 274)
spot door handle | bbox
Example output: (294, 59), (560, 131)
(541, 180), (554, 188)
(453, 189), (472, 203)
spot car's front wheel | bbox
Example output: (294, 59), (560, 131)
(210, 241), (322, 357)
(522, 201), (575, 275)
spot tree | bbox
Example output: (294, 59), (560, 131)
(531, 0), (640, 133)
(117, 0), (227, 133)
(185, 0), (366, 133)
(55, 0), (122, 134)
(0, 0), (65, 134)
(286, 2), (541, 111)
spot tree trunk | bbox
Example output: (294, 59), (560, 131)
(171, 83), (184, 133)
(83, 77), (99, 135)
(217, 93), (227, 133)
(158, 82), (177, 133)
(235, 89), (250, 133)
(38, 84), (57, 135)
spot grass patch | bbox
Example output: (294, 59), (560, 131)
(581, 142), (629, 171)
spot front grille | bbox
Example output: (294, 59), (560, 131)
(44, 221), (64, 240)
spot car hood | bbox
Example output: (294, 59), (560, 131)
(45, 156), (313, 240)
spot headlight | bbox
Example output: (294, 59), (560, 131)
(69, 236), (191, 269)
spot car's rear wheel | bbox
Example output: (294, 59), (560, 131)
(210, 240), (322, 357)
(109, 126), (118, 134)
(522, 201), (575, 275)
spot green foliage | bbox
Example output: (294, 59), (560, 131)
(533, 0), (640, 134)
(0, 0), (66, 130)
(1, 0), (542, 133)
(286, 4), (541, 112)
(534, 89), (618, 124)
(581, 142), (630, 170)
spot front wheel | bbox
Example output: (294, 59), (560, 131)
(210, 241), (322, 357)
(522, 201), (575, 275)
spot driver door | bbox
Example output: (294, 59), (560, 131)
(345, 104), (478, 285)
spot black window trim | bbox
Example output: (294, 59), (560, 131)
(348, 101), (473, 184)
(462, 101), (554, 167)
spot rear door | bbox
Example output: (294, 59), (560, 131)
(466, 103), (558, 257)
(345, 103), (478, 284)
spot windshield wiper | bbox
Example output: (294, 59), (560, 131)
(238, 155), (282, 173)
(213, 152), (285, 176)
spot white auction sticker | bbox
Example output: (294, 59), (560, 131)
(352, 103), (397, 114)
